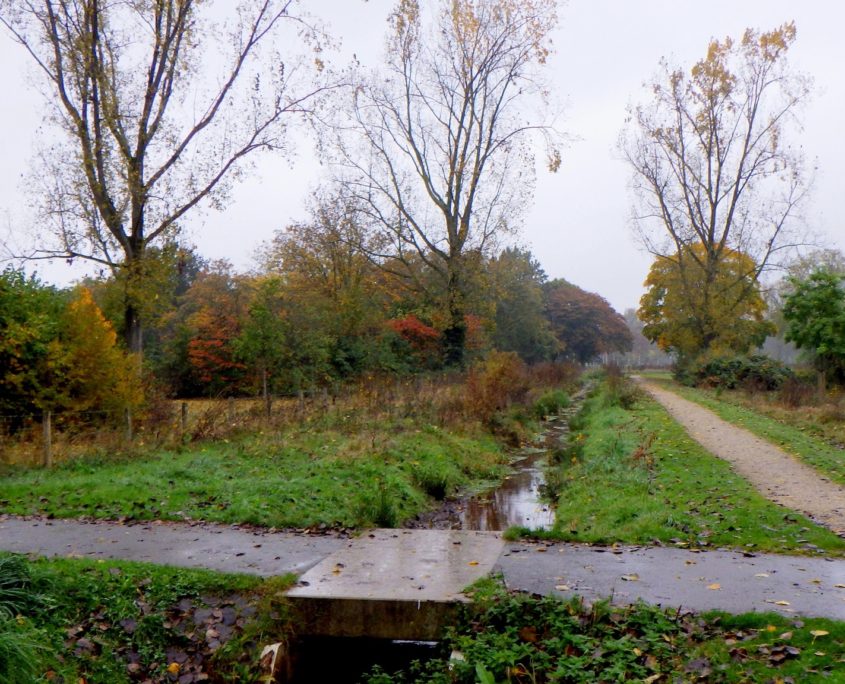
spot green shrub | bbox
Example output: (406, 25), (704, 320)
(602, 367), (643, 409)
(681, 354), (794, 391)
(413, 463), (453, 500)
(532, 389), (570, 419)
(356, 479), (399, 527)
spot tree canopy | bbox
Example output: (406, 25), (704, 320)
(783, 269), (845, 381)
(333, 0), (561, 366)
(638, 244), (773, 358)
(622, 23), (810, 359)
(544, 280), (632, 364)
(0, 0), (329, 352)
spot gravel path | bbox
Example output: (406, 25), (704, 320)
(639, 379), (845, 536)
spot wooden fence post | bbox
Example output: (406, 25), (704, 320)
(42, 411), (52, 468)
(124, 407), (133, 442)
(181, 402), (188, 436)
(228, 397), (235, 423)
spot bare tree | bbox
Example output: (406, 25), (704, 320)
(621, 23), (812, 356)
(0, 0), (331, 352)
(333, 0), (561, 366)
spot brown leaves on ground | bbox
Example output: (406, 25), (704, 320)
(62, 592), (258, 682)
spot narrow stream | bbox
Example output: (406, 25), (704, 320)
(459, 446), (555, 530)
(459, 413), (572, 532)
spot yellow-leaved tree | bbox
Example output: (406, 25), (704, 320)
(638, 244), (774, 359)
(49, 288), (142, 415)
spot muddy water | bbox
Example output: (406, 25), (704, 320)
(459, 415), (571, 532)
(459, 448), (555, 531)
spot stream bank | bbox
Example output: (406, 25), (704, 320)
(406, 393), (584, 532)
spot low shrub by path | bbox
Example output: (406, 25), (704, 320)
(0, 421), (509, 529)
(530, 378), (845, 555)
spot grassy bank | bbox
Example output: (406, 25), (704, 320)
(366, 579), (845, 683)
(654, 379), (845, 487)
(0, 419), (510, 528)
(0, 553), (289, 683)
(525, 375), (845, 555)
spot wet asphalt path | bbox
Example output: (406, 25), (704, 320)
(2, 517), (845, 619)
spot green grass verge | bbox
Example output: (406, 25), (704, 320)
(653, 380), (845, 487)
(365, 578), (845, 683)
(529, 381), (845, 555)
(0, 420), (508, 528)
(1, 552), (291, 683)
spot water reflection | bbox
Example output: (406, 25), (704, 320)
(459, 450), (555, 531)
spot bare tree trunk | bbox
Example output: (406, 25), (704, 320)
(443, 267), (467, 367)
(262, 367), (271, 419)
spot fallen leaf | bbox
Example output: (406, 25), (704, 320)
(810, 630), (829, 639)
(518, 626), (538, 643)
(754, 573), (769, 578)
(835, 584), (845, 589)
(621, 573), (639, 582)
(810, 578), (822, 584)
(774, 600), (791, 606)
(643, 675), (661, 684)
(468, 561), (479, 566)
(815, 651), (826, 656)
(707, 583), (721, 591)
(554, 584), (570, 591)
(167, 662), (180, 675)
(633, 647), (643, 657)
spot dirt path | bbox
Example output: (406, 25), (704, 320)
(638, 379), (845, 536)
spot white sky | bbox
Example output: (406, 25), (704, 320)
(1, 0), (843, 313)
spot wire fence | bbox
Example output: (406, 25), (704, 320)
(0, 374), (466, 468)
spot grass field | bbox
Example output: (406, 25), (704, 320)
(517, 375), (845, 556)
(0, 417), (510, 528)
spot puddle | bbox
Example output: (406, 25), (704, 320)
(460, 447), (555, 531)
(459, 414), (572, 532)
(406, 402), (582, 532)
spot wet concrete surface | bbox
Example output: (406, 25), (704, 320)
(498, 542), (845, 620)
(289, 529), (503, 601)
(288, 529), (504, 639)
(0, 516), (344, 576)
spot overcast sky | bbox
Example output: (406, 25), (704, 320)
(1, 0), (843, 313)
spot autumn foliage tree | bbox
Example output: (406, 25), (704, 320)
(0, 272), (139, 424)
(622, 23), (810, 359)
(543, 280), (632, 364)
(52, 288), (142, 413)
(0, 0), (329, 353)
(334, 0), (561, 366)
(639, 244), (773, 359)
